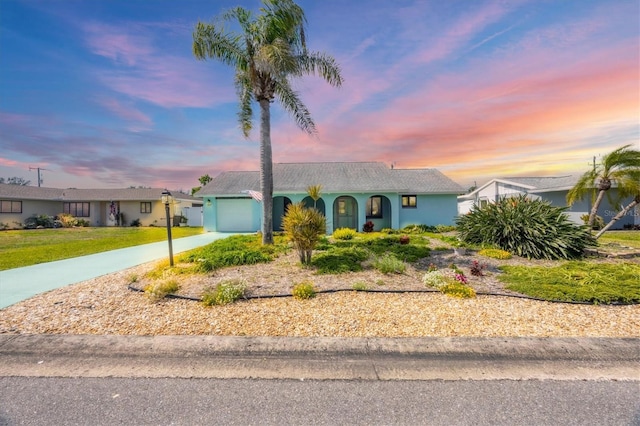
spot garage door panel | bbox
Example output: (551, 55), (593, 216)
(217, 198), (254, 232)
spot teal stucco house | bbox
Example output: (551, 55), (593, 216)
(198, 162), (463, 234)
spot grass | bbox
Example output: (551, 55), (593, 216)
(0, 227), (203, 270)
(598, 230), (640, 249)
(499, 262), (640, 304)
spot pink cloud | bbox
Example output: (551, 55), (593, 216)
(97, 97), (153, 131)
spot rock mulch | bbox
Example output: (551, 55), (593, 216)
(1, 249), (638, 338)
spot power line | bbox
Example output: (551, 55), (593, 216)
(29, 167), (50, 187)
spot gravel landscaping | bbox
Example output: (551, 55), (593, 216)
(1, 249), (638, 338)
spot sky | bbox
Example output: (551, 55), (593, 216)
(0, 0), (638, 192)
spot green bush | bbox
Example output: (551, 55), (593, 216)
(292, 281), (316, 299)
(202, 279), (246, 306)
(184, 234), (283, 272)
(310, 246), (369, 274)
(456, 195), (595, 260)
(373, 254), (406, 274)
(282, 202), (326, 264)
(333, 227), (356, 240)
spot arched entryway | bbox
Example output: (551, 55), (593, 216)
(333, 196), (358, 230)
(273, 196), (292, 231)
(302, 196), (326, 216)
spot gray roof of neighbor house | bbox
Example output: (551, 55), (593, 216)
(458, 175), (580, 200)
(0, 184), (199, 202)
(498, 175), (579, 192)
(199, 162), (464, 196)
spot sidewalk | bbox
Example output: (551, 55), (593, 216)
(0, 232), (233, 309)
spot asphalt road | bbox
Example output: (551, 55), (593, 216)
(1, 377), (639, 425)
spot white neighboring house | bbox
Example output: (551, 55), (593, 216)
(458, 176), (637, 229)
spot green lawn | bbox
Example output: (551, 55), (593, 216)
(0, 227), (203, 270)
(598, 230), (640, 249)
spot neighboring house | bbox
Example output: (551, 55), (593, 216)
(0, 184), (201, 228)
(458, 176), (637, 229)
(198, 162), (464, 234)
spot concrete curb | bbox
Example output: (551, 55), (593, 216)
(1, 335), (638, 381)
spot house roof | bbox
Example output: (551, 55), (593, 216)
(199, 162), (464, 196)
(458, 175), (579, 200)
(0, 184), (198, 202)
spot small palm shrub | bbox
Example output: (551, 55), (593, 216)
(456, 195), (595, 260)
(292, 281), (316, 299)
(282, 202), (326, 265)
(333, 228), (356, 240)
(202, 279), (246, 306)
(373, 254), (406, 274)
(478, 248), (512, 259)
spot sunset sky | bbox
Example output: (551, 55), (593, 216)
(1, 0), (638, 192)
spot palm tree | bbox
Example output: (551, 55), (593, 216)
(193, 0), (343, 244)
(567, 144), (640, 238)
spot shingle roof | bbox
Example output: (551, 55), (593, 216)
(0, 184), (198, 201)
(498, 176), (579, 191)
(199, 162), (464, 196)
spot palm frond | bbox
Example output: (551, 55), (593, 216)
(274, 82), (316, 135)
(566, 170), (597, 205)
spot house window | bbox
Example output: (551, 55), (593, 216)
(0, 200), (22, 213)
(402, 195), (417, 208)
(366, 196), (382, 218)
(140, 202), (152, 213)
(63, 202), (90, 217)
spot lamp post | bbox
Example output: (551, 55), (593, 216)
(161, 189), (174, 266)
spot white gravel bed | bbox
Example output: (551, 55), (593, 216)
(1, 257), (638, 338)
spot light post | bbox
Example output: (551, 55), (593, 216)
(161, 189), (174, 266)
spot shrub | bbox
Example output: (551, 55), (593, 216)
(402, 224), (433, 234)
(57, 213), (78, 228)
(581, 214), (604, 230)
(184, 234), (282, 272)
(399, 235), (410, 244)
(202, 279), (246, 306)
(333, 228), (356, 240)
(373, 254), (406, 274)
(144, 280), (180, 301)
(456, 195), (596, 260)
(24, 214), (55, 229)
(422, 270), (450, 289)
(130, 218), (142, 227)
(310, 246), (368, 274)
(470, 260), (487, 276)
(380, 228), (396, 234)
(435, 225), (456, 233)
(352, 282), (368, 291)
(439, 282), (476, 298)
(282, 202), (326, 264)
(362, 221), (375, 233)
(292, 281), (316, 299)
(478, 248), (512, 259)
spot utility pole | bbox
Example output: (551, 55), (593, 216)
(29, 167), (49, 187)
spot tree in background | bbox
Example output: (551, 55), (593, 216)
(0, 177), (30, 185)
(191, 174), (214, 195)
(567, 144), (640, 238)
(193, 0), (343, 244)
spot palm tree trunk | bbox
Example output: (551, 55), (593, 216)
(588, 189), (607, 228)
(259, 98), (274, 245)
(595, 195), (640, 239)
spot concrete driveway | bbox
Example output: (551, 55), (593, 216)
(0, 232), (234, 309)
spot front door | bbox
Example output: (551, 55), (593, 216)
(334, 196), (358, 230)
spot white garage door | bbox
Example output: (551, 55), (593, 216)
(216, 198), (254, 232)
